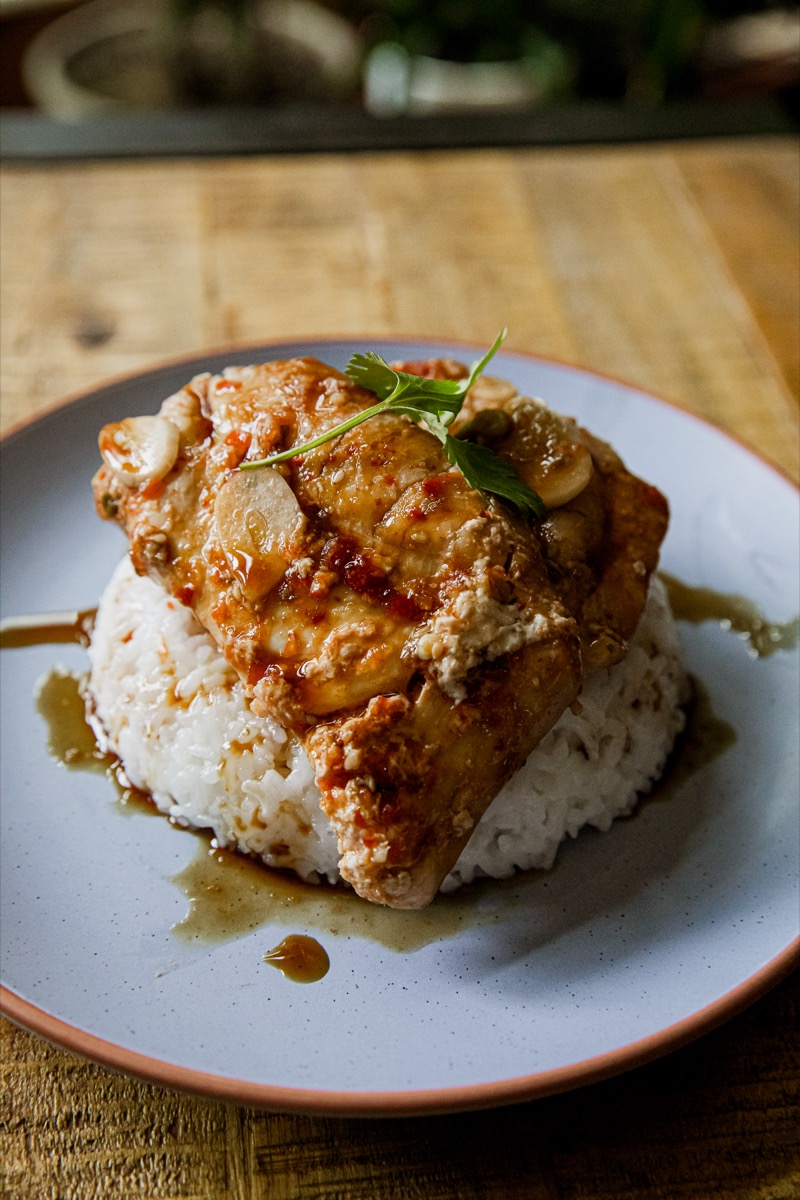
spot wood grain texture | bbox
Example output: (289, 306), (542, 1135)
(1, 140), (797, 473)
(677, 140), (800, 407)
(1, 137), (798, 1199)
(3, 971), (798, 1200)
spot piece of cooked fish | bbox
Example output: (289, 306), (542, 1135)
(92, 355), (667, 907)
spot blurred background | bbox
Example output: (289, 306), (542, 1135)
(0, 0), (798, 144)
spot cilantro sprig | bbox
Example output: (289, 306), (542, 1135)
(241, 330), (545, 518)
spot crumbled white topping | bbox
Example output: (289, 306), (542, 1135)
(343, 746), (363, 771)
(145, 509), (171, 532)
(302, 621), (379, 683)
(412, 559), (565, 702)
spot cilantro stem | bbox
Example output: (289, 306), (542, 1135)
(241, 398), (393, 470)
(237, 330), (545, 518)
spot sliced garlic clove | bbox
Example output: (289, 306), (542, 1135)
(503, 400), (595, 509)
(533, 442), (594, 508)
(99, 416), (180, 486)
(214, 468), (305, 600)
(467, 375), (519, 406)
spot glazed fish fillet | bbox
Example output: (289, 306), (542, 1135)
(92, 355), (667, 907)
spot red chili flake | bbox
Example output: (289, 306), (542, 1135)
(388, 594), (420, 622)
(383, 474), (396, 486)
(140, 478), (166, 501)
(216, 379), (242, 393)
(408, 506), (426, 522)
(221, 428), (252, 468)
(224, 428), (251, 451)
(319, 537), (422, 622)
(277, 567), (312, 602)
(343, 555), (383, 595)
(422, 476), (445, 497)
(247, 659), (271, 688)
(175, 585), (195, 607)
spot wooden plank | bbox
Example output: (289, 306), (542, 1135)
(0, 161), (207, 428)
(355, 149), (581, 360)
(3, 969), (798, 1198)
(674, 139), (800, 406)
(199, 156), (383, 345)
(2, 144), (795, 475)
(1, 139), (798, 1200)
(511, 142), (799, 478)
(2, 145), (797, 442)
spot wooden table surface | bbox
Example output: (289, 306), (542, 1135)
(1, 136), (798, 1199)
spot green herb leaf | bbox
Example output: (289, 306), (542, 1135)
(241, 329), (545, 517)
(444, 436), (546, 519)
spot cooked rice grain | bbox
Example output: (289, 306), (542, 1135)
(88, 557), (688, 892)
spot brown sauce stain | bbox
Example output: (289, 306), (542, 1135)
(35, 666), (739, 955)
(1, 609), (96, 650)
(661, 573), (799, 658)
(168, 669), (739, 950)
(648, 674), (737, 803)
(262, 934), (330, 983)
(32, 665), (480, 954)
(34, 667), (156, 816)
(169, 843), (495, 953)
(31, 574), (754, 957)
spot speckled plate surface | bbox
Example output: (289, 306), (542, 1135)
(2, 339), (798, 1116)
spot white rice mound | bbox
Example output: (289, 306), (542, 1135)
(88, 557), (688, 892)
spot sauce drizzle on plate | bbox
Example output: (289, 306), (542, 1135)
(661, 574), (799, 658)
(21, 572), (781, 971)
(0, 609), (96, 650)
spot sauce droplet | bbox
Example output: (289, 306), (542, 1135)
(34, 667), (157, 815)
(649, 673), (736, 800)
(263, 934), (330, 983)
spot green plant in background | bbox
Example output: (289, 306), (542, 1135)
(511, 0), (792, 102)
(339, 0), (793, 104)
(625, 0), (708, 101)
(366, 0), (559, 63)
(530, 0), (709, 102)
(355, 0), (574, 109)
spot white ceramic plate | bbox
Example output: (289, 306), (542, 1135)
(2, 339), (798, 1116)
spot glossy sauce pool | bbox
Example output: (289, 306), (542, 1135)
(32, 653), (736, 965)
(660, 574), (799, 658)
(33, 669), (499, 957)
(13, 574), (793, 977)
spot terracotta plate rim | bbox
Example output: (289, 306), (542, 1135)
(2, 337), (798, 1116)
(3, 941), (798, 1117)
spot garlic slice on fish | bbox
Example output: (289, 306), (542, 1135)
(467, 375), (519, 406)
(503, 401), (595, 509)
(532, 441), (594, 508)
(214, 468), (305, 600)
(99, 416), (180, 486)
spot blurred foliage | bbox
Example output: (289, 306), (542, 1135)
(331, 0), (796, 102)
